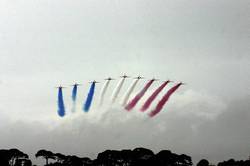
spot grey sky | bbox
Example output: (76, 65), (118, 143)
(0, 0), (249, 165)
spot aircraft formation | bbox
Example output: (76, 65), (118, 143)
(56, 74), (185, 118)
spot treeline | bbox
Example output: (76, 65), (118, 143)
(0, 148), (250, 166)
(35, 148), (192, 166)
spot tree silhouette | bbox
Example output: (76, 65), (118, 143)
(95, 150), (121, 166)
(178, 154), (192, 166)
(197, 159), (209, 166)
(15, 158), (32, 166)
(154, 150), (176, 165)
(64, 155), (83, 166)
(53, 153), (66, 164)
(0, 149), (12, 166)
(35, 149), (55, 166)
(131, 147), (154, 166)
(120, 149), (134, 166)
(0, 149), (30, 166)
(81, 157), (93, 166)
(218, 158), (250, 166)
(2, 147), (250, 166)
(152, 150), (192, 166)
(8, 148), (29, 166)
(0, 147), (196, 166)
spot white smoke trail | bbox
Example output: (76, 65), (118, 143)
(111, 78), (125, 103)
(120, 79), (139, 106)
(99, 80), (111, 106)
(71, 102), (76, 114)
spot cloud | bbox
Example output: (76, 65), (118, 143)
(192, 95), (250, 163)
(0, 0), (249, 165)
(3, 89), (249, 165)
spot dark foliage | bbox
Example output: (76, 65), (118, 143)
(36, 147), (192, 166)
(0, 148), (249, 166)
(217, 158), (250, 166)
(35, 149), (56, 165)
(197, 159), (209, 166)
(0, 149), (31, 166)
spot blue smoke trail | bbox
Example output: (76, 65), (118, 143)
(71, 85), (78, 113)
(72, 85), (77, 102)
(58, 88), (65, 117)
(83, 82), (96, 112)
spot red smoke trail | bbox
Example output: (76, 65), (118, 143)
(140, 81), (171, 112)
(125, 79), (155, 111)
(148, 83), (183, 117)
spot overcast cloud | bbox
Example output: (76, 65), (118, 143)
(0, 0), (249, 165)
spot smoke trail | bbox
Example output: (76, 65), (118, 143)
(72, 85), (78, 102)
(140, 81), (170, 112)
(111, 78), (125, 103)
(125, 79), (155, 111)
(120, 79), (139, 106)
(99, 80), (111, 106)
(148, 83), (183, 117)
(83, 82), (96, 112)
(57, 88), (65, 117)
(71, 84), (78, 113)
